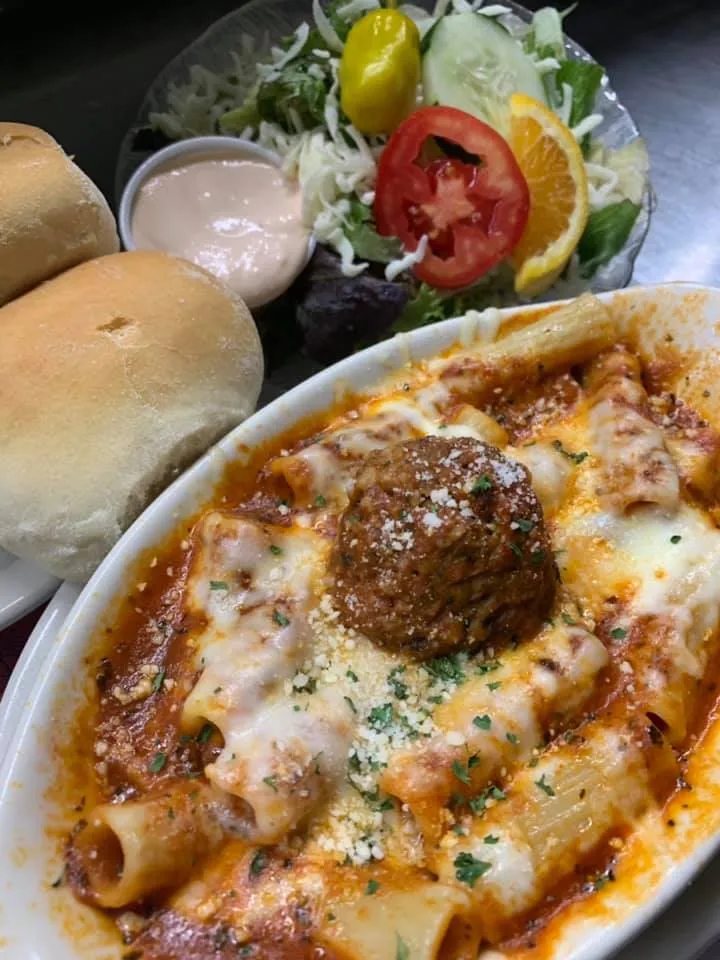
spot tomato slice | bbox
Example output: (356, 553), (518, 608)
(374, 106), (530, 289)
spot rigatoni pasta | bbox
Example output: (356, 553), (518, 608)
(58, 293), (720, 960)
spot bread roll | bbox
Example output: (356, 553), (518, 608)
(0, 251), (264, 581)
(0, 122), (119, 305)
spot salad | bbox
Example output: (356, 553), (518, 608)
(145, 0), (649, 362)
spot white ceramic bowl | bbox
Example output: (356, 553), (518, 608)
(3, 285), (720, 960)
(118, 135), (316, 298)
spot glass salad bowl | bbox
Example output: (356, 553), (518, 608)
(116, 0), (652, 307)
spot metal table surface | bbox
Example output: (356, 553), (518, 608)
(1, 1), (719, 958)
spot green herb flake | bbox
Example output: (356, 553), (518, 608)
(473, 714), (492, 731)
(368, 703), (395, 730)
(561, 612), (577, 626)
(454, 852), (492, 887)
(152, 669), (166, 693)
(535, 774), (556, 797)
(484, 834), (499, 844)
(516, 518), (534, 533)
(344, 695), (357, 714)
(506, 732), (520, 745)
(670, 535), (682, 544)
(388, 665), (409, 700)
(315, 494), (327, 508)
(610, 626), (627, 639)
(273, 609), (290, 627)
(346, 669), (359, 683)
(149, 752), (167, 773)
(471, 475), (494, 495)
(269, 544), (283, 556)
(396, 933), (409, 960)
(365, 879), (381, 895)
(249, 849), (268, 877)
(197, 723), (214, 744)
(452, 759), (472, 786)
(476, 659), (502, 675)
(487, 681), (502, 691)
(209, 580), (229, 591)
(552, 439), (589, 465)
(423, 654), (466, 685)
(509, 542), (523, 558)
(262, 776), (279, 793)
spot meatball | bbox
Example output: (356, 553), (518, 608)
(330, 436), (556, 659)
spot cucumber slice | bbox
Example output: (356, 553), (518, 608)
(422, 13), (547, 136)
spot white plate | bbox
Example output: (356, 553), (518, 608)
(2, 284), (720, 960)
(0, 547), (60, 630)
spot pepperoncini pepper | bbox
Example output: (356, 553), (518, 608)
(339, 9), (421, 136)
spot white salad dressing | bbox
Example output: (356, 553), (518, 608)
(130, 151), (309, 308)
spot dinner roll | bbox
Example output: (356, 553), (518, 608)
(0, 122), (119, 305)
(0, 251), (263, 581)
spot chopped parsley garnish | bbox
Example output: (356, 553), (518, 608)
(561, 612), (577, 625)
(249, 849), (267, 876)
(477, 659), (502, 675)
(487, 681), (502, 691)
(452, 823), (466, 835)
(509, 542), (523, 558)
(452, 759), (472, 785)
(424, 654), (466, 685)
(516, 518), (534, 533)
(209, 580), (229, 591)
(368, 703), (395, 730)
(151, 669), (166, 693)
(469, 785), (506, 815)
(262, 776), (278, 793)
(344, 695), (357, 714)
(471, 475), (493, 494)
(506, 732), (520, 745)
(473, 714), (492, 730)
(396, 933), (409, 960)
(610, 626), (627, 639)
(388, 665), (409, 700)
(365, 879), (381, 895)
(670, 534), (682, 544)
(535, 774), (556, 797)
(552, 439), (589, 465)
(531, 549), (546, 566)
(213, 686), (223, 694)
(149, 752), (167, 773)
(484, 834), (499, 844)
(315, 494), (327, 508)
(346, 669), (359, 683)
(273, 609), (290, 627)
(454, 852), (492, 887)
(197, 723), (214, 744)
(269, 544), (283, 556)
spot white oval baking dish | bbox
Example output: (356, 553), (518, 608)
(2, 283), (720, 960)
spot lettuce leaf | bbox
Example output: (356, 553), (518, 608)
(556, 60), (604, 126)
(577, 200), (641, 277)
(344, 202), (403, 265)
